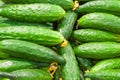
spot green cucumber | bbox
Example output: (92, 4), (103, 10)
(74, 42), (120, 59)
(0, 39), (65, 64)
(91, 58), (120, 72)
(59, 42), (80, 80)
(77, 57), (93, 70)
(71, 29), (120, 42)
(0, 69), (52, 80)
(57, 11), (78, 39)
(0, 58), (49, 72)
(0, 51), (10, 59)
(0, 26), (64, 45)
(78, 12), (120, 34)
(76, 0), (120, 16)
(0, 17), (53, 29)
(0, 4), (66, 23)
(85, 70), (120, 80)
(2, 0), (73, 10)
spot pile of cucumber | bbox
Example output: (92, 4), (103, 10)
(0, 0), (119, 80)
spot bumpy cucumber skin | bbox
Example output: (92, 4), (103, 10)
(77, 57), (93, 70)
(0, 59), (39, 72)
(11, 69), (52, 80)
(59, 42), (80, 80)
(0, 4), (66, 22)
(57, 11), (78, 39)
(85, 70), (120, 80)
(72, 29), (120, 42)
(2, 0), (73, 10)
(0, 39), (65, 64)
(0, 26), (64, 45)
(91, 58), (120, 72)
(74, 42), (120, 59)
(76, 0), (120, 16)
(78, 13), (120, 34)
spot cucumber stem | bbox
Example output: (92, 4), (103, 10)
(60, 39), (67, 47)
(72, 1), (79, 11)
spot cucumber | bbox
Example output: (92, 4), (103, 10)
(0, 26), (64, 46)
(78, 12), (120, 34)
(0, 17), (53, 29)
(74, 42), (120, 59)
(71, 29), (120, 42)
(0, 39), (65, 64)
(0, 4), (66, 23)
(2, 0), (73, 10)
(76, 0), (120, 16)
(85, 70), (120, 80)
(0, 51), (10, 59)
(0, 69), (52, 80)
(90, 58), (120, 72)
(0, 58), (49, 72)
(77, 57), (93, 70)
(59, 42), (80, 80)
(57, 11), (78, 39)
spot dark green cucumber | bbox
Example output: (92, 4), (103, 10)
(91, 58), (120, 72)
(0, 39), (65, 64)
(2, 0), (73, 10)
(57, 11), (78, 39)
(59, 42), (80, 80)
(74, 42), (120, 59)
(77, 57), (93, 70)
(78, 13), (120, 34)
(0, 26), (64, 45)
(0, 69), (52, 80)
(0, 4), (66, 23)
(0, 51), (10, 59)
(85, 70), (120, 80)
(76, 0), (120, 16)
(71, 29), (120, 42)
(0, 58), (49, 72)
(0, 17), (53, 29)
(53, 66), (62, 80)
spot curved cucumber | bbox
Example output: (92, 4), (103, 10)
(85, 70), (120, 80)
(0, 58), (49, 72)
(71, 29), (120, 42)
(57, 11), (78, 39)
(0, 69), (52, 80)
(59, 42), (80, 80)
(91, 58), (120, 72)
(74, 42), (120, 59)
(0, 39), (65, 64)
(0, 4), (66, 23)
(78, 13), (120, 34)
(2, 0), (73, 10)
(0, 26), (64, 45)
(76, 0), (120, 16)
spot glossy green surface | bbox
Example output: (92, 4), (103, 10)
(76, 0), (120, 16)
(0, 59), (40, 72)
(59, 42), (80, 80)
(0, 39), (65, 64)
(72, 29), (120, 42)
(2, 0), (73, 10)
(78, 13), (120, 34)
(85, 70), (120, 80)
(57, 11), (78, 39)
(0, 4), (66, 22)
(91, 58), (120, 72)
(74, 42), (120, 59)
(0, 26), (64, 45)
